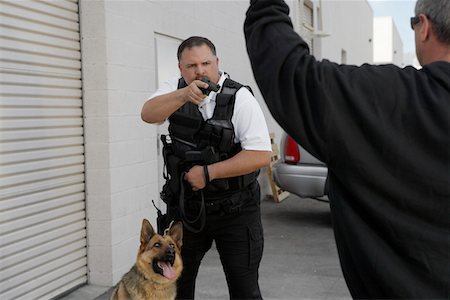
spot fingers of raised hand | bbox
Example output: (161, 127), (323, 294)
(186, 83), (205, 105)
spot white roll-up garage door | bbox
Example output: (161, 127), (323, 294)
(0, 0), (87, 299)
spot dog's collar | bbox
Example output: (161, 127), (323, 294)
(163, 220), (175, 236)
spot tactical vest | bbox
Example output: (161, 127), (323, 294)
(160, 77), (259, 204)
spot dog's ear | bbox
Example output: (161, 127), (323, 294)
(140, 219), (155, 247)
(169, 221), (183, 249)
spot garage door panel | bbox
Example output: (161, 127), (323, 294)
(1, 145), (84, 164)
(1, 233), (87, 282)
(0, 96), (82, 107)
(0, 26), (80, 52)
(0, 118), (83, 131)
(0, 60), (81, 78)
(0, 165), (85, 190)
(0, 107), (82, 118)
(0, 212), (85, 247)
(0, 183), (84, 210)
(0, 201), (85, 237)
(0, 13), (79, 43)
(0, 203), (86, 251)
(0, 173), (84, 206)
(0, 41), (81, 68)
(1, 241), (86, 281)
(0, 49), (81, 70)
(0, 72), (82, 88)
(34, 0), (80, 13)
(0, 1), (79, 31)
(1, 260), (87, 300)
(5, 257), (87, 290)
(0, 191), (85, 223)
(0, 127), (83, 141)
(0, 84), (81, 98)
(1, 248), (86, 288)
(0, 155), (85, 177)
(0, 136), (83, 152)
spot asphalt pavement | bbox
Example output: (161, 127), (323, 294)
(193, 195), (351, 300)
(62, 195), (351, 300)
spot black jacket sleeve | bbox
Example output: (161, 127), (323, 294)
(244, 0), (445, 169)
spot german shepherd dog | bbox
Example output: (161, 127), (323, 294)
(110, 219), (183, 300)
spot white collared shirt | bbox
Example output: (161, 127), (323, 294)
(149, 71), (271, 151)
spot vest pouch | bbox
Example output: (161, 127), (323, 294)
(169, 111), (202, 144)
(172, 136), (198, 158)
(160, 139), (183, 206)
(166, 153), (182, 196)
(218, 127), (234, 153)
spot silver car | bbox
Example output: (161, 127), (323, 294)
(272, 132), (328, 201)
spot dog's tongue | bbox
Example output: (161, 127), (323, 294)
(160, 262), (176, 279)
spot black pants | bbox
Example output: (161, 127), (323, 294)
(176, 183), (264, 300)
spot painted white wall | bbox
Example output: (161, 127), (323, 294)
(80, 0), (158, 286)
(374, 17), (394, 63)
(319, 0), (374, 65)
(392, 19), (404, 66)
(374, 16), (404, 66)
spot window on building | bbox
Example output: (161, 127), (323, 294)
(303, 1), (314, 29)
(300, 0), (314, 52)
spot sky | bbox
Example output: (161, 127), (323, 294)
(368, 0), (417, 56)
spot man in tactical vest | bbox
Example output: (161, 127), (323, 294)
(141, 36), (272, 299)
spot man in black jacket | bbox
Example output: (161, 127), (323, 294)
(245, 0), (449, 299)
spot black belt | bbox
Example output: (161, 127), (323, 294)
(191, 180), (258, 215)
(179, 176), (258, 231)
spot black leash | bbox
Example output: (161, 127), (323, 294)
(178, 172), (206, 233)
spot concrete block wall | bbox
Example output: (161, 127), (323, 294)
(79, 0), (281, 286)
(80, 0), (158, 285)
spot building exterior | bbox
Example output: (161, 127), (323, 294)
(374, 16), (404, 66)
(319, 0), (374, 64)
(0, 0), (373, 298)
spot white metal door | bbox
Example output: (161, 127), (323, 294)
(0, 0), (87, 299)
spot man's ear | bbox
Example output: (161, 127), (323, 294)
(140, 219), (155, 248)
(419, 14), (431, 42)
(169, 221), (183, 249)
